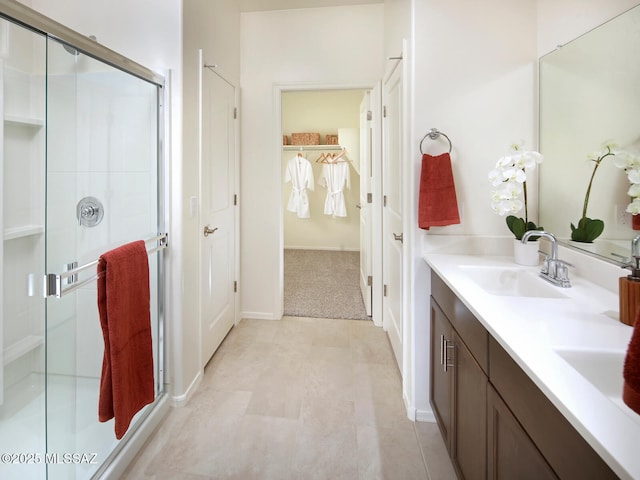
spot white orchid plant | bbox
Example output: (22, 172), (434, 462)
(489, 142), (544, 240)
(612, 146), (640, 216)
(571, 142), (638, 243)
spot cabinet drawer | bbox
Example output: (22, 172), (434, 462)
(489, 337), (617, 480)
(431, 271), (489, 374)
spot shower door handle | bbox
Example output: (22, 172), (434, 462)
(203, 225), (218, 237)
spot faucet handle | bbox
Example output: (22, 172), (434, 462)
(555, 262), (571, 286)
(554, 258), (574, 268)
(538, 251), (550, 274)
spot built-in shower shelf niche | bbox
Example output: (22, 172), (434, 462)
(3, 335), (44, 365)
(3, 224), (44, 241)
(4, 114), (43, 127)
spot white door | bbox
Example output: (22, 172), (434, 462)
(382, 62), (403, 372)
(359, 91), (373, 317)
(199, 56), (237, 367)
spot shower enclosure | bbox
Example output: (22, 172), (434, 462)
(0, 2), (167, 479)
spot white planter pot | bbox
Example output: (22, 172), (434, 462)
(513, 238), (540, 266)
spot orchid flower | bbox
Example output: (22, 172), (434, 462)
(489, 142), (544, 240)
(612, 148), (640, 218)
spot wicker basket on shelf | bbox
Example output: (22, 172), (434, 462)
(325, 134), (339, 145)
(291, 132), (320, 145)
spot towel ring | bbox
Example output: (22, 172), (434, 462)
(420, 128), (452, 154)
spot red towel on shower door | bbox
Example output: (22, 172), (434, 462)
(418, 152), (461, 229)
(97, 240), (154, 439)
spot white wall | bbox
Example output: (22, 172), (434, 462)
(240, 4), (384, 319)
(180, 0), (241, 402)
(408, 0), (539, 420)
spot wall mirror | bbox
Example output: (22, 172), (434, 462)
(539, 4), (640, 263)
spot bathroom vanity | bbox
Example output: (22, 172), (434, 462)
(425, 254), (639, 480)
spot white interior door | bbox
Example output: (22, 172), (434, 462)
(382, 62), (403, 372)
(359, 91), (373, 317)
(199, 56), (236, 367)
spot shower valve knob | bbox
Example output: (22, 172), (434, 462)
(81, 206), (95, 217)
(76, 197), (104, 227)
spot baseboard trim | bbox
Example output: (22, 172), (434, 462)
(284, 246), (360, 252)
(416, 409), (436, 423)
(171, 370), (202, 407)
(240, 311), (281, 320)
(404, 392), (436, 423)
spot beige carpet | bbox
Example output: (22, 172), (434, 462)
(283, 249), (370, 320)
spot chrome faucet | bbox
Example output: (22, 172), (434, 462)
(620, 234), (640, 281)
(522, 230), (572, 287)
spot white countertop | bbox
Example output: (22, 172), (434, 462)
(424, 253), (639, 480)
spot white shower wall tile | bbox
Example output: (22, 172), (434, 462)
(3, 125), (43, 229)
(75, 287), (103, 378)
(47, 74), (78, 173)
(3, 66), (34, 118)
(107, 95), (156, 173)
(76, 72), (157, 174)
(46, 308), (77, 376)
(46, 171), (78, 235)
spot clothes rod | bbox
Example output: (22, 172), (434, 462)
(283, 145), (344, 151)
(45, 233), (168, 298)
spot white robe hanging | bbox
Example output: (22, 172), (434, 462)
(285, 155), (315, 218)
(318, 161), (350, 217)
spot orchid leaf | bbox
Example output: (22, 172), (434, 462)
(570, 217), (604, 243)
(506, 215), (543, 241)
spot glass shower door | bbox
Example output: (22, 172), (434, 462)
(0, 17), (47, 480)
(0, 9), (163, 478)
(45, 38), (161, 479)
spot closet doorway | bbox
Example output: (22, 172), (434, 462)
(280, 88), (378, 321)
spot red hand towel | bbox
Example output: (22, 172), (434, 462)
(97, 240), (154, 439)
(623, 308), (640, 415)
(418, 152), (461, 230)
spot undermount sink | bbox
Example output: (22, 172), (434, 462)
(460, 265), (568, 299)
(555, 348), (626, 405)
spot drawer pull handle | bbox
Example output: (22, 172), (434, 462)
(443, 339), (455, 372)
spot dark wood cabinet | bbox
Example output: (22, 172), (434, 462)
(487, 384), (558, 480)
(489, 337), (618, 480)
(430, 299), (453, 452)
(430, 288), (487, 480)
(453, 330), (487, 480)
(430, 271), (618, 480)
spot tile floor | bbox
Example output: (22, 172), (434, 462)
(123, 317), (457, 479)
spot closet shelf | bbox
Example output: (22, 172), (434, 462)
(4, 224), (45, 241)
(283, 145), (344, 151)
(4, 114), (44, 127)
(4, 335), (44, 365)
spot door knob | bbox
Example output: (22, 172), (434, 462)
(204, 225), (218, 237)
(393, 232), (403, 243)
(356, 203), (362, 209)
